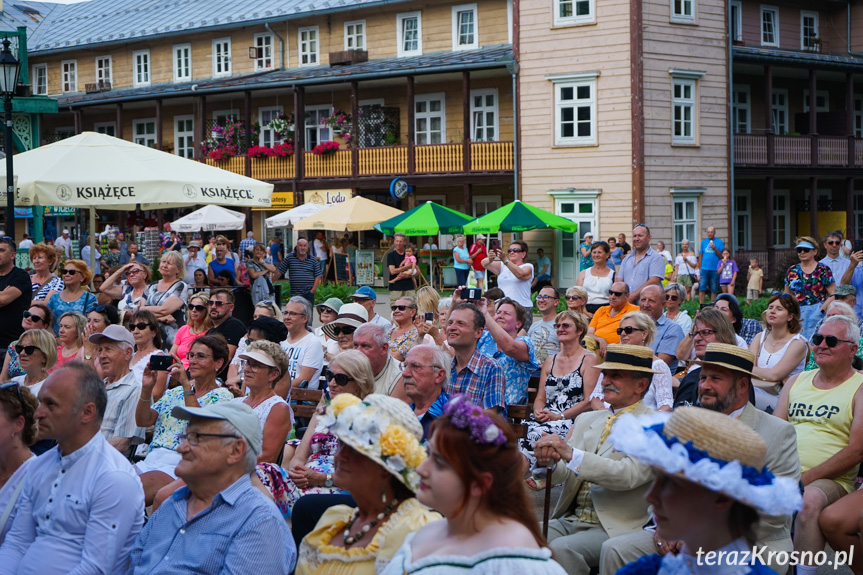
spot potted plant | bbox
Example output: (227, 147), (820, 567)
(248, 145), (274, 159)
(268, 113), (295, 143)
(322, 109), (352, 134)
(312, 141), (340, 156)
(271, 141), (294, 157)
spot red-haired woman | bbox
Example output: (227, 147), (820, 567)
(380, 395), (567, 574)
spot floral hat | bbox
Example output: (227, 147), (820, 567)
(317, 393), (426, 492)
(609, 406), (802, 516)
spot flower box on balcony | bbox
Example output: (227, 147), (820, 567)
(329, 49), (368, 66)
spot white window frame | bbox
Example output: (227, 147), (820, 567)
(61, 60), (77, 93)
(258, 106), (284, 147)
(671, 188), (704, 254)
(801, 11), (819, 50)
(549, 189), (601, 280)
(298, 26), (319, 67)
(253, 33), (274, 71)
(174, 115), (195, 158)
(507, 0), (513, 42)
(733, 85), (751, 134)
(304, 105), (333, 148)
(761, 5), (779, 47)
(731, 1), (742, 42)
(470, 88), (499, 142)
(548, 71), (599, 147)
(735, 189), (752, 250)
(173, 44), (191, 83)
(670, 69), (704, 145)
(132, 118), (157, 148)
(95, 55), (112, 86)
(415, 93), (447, 145)
(452, 4), (479, 51)
(212, 37), (232, 77)
(671, 0), (695, 24)
(554, 0), (595, 26)
(33, 64), (47, 95)
(132, 50), (150, 87)
(854, 95), (863, 139)
(344, 20), (366, 51)
(773, 190), (790, 248)
(397, 11), (422, 57)
(772, 89), (788, 134)
(803, 89), (829, 112)
(93, 122), (116, 136)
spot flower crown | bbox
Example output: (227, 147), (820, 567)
(444, 396), (507, 446)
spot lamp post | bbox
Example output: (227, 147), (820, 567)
(0, 38), (20, 239)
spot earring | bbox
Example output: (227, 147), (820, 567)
(381, 491), (387, 504)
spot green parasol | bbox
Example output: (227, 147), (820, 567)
(373, 201), (474, 235)
(461, 199), (578, 234)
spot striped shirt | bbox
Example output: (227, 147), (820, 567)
(448, 348), (506, 411)
(277, 252), (322, 296)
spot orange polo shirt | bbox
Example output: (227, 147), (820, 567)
(589, 302), (640, 343)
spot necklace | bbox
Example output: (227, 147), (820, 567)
(245, 391), (275, 410)
(343, 498), (399, 547)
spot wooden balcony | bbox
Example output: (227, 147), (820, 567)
(204, 141), (514, 180)
(734, 133), (863, 167)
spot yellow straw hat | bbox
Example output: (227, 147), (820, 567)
(593, 344), (658, 374)
(690, 343), (757, 377)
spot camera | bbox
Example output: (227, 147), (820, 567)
(149, 355), (174, 371)
(463, 288), (482, 301)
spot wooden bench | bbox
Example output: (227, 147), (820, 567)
(506, 386), (538, 439)
(290, 388), (324, 421)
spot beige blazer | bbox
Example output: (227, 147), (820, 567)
(550, 401), (655, 538)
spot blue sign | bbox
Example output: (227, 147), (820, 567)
(389, 178), (411, 200)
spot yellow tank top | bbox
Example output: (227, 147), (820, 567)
(788, 369), (863, 493)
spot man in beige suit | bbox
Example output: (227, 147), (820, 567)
(534, 344), (656, 574)
(599, 343), (800, 574)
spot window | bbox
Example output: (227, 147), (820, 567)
(550, 72), (598, 146)
(305, 106), (332, 148)
(54, 127), (75, 140)
(93, 122), (116, 136)
(61, 60), (77, 93)
(173, 44), (191, 82)
(670, 70), (703, 145)
(452, 4), (478, 50)
(731, 1), (742, 42)
(801, 11), (818, 50)
(33, 64), (47, 95)
(213, 37), (231, 77)
(773, 191), (790, 248)
(254, 34), (274, 71)
(772, 89), (788, 134)
(761, 6), (779, 47)
(298, 27), (318, 66)
(415, 94), (446, 144)
(554, 0), (594, 25)
(470, 89), (498, 141)
(671, 190), (703, 253)
(258, 106), (284, 147)
(133, 50), (150, 87)
(855, 96), (862, 139)
(174, 115), (194, 158)
(854, 194), (863, 239)
(397, 12), (422, 57)
(213, 109), (239, 127)
(133, 119), (157, 148)
(95, 56), (112, 87)
(671, 0), (695, 23)
(735, 190), (751, 250)
(732, 86), (750, 134)
(344, 20), (365, 50)
(803, 90), (829, 112)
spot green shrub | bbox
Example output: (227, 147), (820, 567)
(314, 283), (358, 305)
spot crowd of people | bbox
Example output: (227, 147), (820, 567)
(0, 222), (863, 574)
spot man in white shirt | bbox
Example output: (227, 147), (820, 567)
(183, 241), (207, 284)
(353, 323), (403, 396)
(821, 231), (850, 285)
(277, 296), (325, 396)
(80, 242), (101, 275)
(17, 234), (33, 250)
(0, 361), (144, 574)
(54, 229), (72, 258)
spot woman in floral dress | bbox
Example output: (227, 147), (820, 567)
(785, 236), (835, 340)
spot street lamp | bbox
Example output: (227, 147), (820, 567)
(0, 38), (21, 239)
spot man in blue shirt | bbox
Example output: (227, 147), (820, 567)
(618, 224), (665, 304)
(639, 284), (684, 373)
(698, 226), (725, 303)
(128, 402), (296, 574)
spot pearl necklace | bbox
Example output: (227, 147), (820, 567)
(342, 498), (399, 547)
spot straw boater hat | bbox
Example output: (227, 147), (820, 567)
(690, 343), (757, 377)
(609, 407), (802, 516)
(593, 344), (659, 374)
(322, 302), (368, 339)
(317, 393), (426, 491)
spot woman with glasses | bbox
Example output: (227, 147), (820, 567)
(55, 312), (86, 370)
(44, 259), (97, 335)
(671, 239), (698, 300)
(225, 316), (289, 397)
(0, 380), (38, 545)
(135, 334), (234, 506)
(785, 236), (836, 340)
(564, 286), (590, 319)
(7, 329), (57, 397)
(169, 293), (212, 372)
(482, 240), (535, 315)
(389, 297), (420, 362)
(521, 311), (598, 484)
(414, 285), (445, 347)
(138, 250), (189, 348)
(0, 305), (52, 383)
(91, 274), (114, 307)
(589, 312), (673, 412)
(79, 305), (120, 376)
(576, 241), (615, 315)
(247, 243), (276, 305)
(258, 349), (376, 517)
(28, 243), (63, 302)
(128, 310), (167, 384)
(99, 261), (150, 323)
(313, 298), (343, 364)
(663, 283), (692, 335)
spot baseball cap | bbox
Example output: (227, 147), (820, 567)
(476, 234), (486, 240)
(836, 285), (857, 297)
(88, 324), (135, 347)
(62, 229), (69, 234)
(172, 402), (263, 455)
(351, 286), (377, 301)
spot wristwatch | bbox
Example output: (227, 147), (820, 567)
(183, 389), (195, 397)
(324, 473), (334, 487)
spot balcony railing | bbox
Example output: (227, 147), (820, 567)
(735, 134), (863, 167)
(204, 141), (514, 179)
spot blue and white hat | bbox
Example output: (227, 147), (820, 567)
(609, 407), (802, 516)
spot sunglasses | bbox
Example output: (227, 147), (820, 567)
(325, 369), (353, 387)
(826, 241), (842, 246)
(209, 300), (228, 307)
(14, 344), (42, 356)
(565, 295), (581, 301)
(507, 248), (523, 253)
(391, 305), (410, 311)
(616, 326), (645, 335)
(332, 326), (357, 336)
(812, 334), (856, 348)
(23, 310), (45, 323)
(129, 322), (151, 331)
(553, 323), (575, 330)
(0, 381), (24, 414)
(189, 304), (208, 312)
(796, 247), (812, 254)
(536, 295), (558, 300)
(62, 268), (80, 275)
(608, 290), (626, 297)
(665, 294), (679, 301)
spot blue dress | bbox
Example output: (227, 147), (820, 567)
(46, 291), (97, 334)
